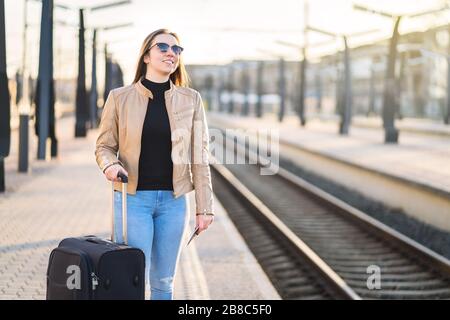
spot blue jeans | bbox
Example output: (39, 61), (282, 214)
(113, 190), (188, 300)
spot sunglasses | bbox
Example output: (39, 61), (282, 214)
(149, 42), (184, 56)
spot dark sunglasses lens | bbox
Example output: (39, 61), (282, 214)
(156, 43), (170, 52)
(172, 45), (183, 55)
(155, 43), (183, 55)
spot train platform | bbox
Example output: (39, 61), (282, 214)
(178, 192), (280, 300)
(207, 112), (450, 233)
(0, 115), (279, 300)
(316, 114), (450, 138)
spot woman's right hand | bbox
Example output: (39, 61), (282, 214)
(104, 164), (129, 182)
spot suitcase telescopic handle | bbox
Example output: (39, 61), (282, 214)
(111, 171), (128, 245)
(117, 171), (128, 183)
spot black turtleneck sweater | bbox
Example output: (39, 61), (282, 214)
(137, 78), (173, 191)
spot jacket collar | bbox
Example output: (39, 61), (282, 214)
(135, 76), (176, 99)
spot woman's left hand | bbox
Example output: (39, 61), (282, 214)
(195, 214), (214, 235)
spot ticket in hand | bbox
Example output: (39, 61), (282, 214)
(187, 226), (200, 246)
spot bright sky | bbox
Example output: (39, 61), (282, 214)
(6, 0), (450, 84)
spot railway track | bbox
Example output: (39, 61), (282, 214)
(210, 131), (450, 299)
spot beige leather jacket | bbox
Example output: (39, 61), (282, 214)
(95, 77), (214, 215)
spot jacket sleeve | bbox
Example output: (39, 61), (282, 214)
(95, 90), (124, 173)
(191, 91), (214, 215)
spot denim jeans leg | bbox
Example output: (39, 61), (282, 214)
(150, 191), (189, 300)
(114, 190), (155, 295)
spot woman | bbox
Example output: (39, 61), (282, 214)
(95, 28), (214, 300)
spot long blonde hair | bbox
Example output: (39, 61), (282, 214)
(132, 29), (191, 87)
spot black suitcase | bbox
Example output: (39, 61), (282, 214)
(46, 173), (145, 300)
